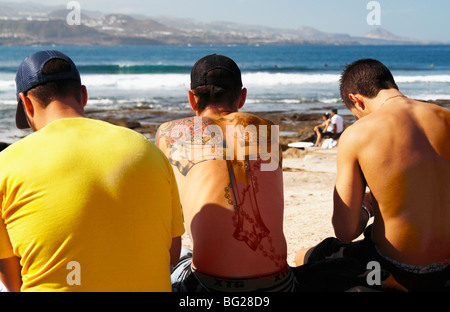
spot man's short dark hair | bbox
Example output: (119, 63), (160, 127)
(340, 59), (399, 107)
(27, 58), (82, 106)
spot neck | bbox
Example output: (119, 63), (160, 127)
(197, 104), (237, 118)
(375, 90), (405, 111)
(34, 99), (85, 131)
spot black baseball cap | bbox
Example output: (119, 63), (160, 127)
(190, 54), (242, 90)
(15, 50), (81, 129)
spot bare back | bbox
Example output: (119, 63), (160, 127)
(156, 112), (287, 277)
(349, 99), (450, 265)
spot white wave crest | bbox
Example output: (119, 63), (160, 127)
(81, 74), (190, 90)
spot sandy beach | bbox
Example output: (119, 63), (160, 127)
(282, 146), (337, 266)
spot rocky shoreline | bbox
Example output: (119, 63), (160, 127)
(1, 99), (448, 152)
(0, 108), (345, 153)
(84, 107), (355, 150)
(84, 98), (449, 151)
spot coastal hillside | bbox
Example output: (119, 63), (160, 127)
(0, 2), (440, 46)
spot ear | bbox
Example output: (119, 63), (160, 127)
(81, 85), (88, 108)
(188, 91), (198, 112)
(237, 88), (247, 109)
(348, 94), (365, 110)
(19, 92), (34, 118)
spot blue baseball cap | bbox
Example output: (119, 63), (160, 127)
(15, 50), (81, 129)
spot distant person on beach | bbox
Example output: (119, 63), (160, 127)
(156, 54), (295, 291)
(329, 108), (344, 140)
(295, 59), (450, 291)
(0, 50), (184, 291)
(313, 113), (332, 146)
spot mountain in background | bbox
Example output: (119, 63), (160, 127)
(362, 28), (424, 43)
(0, 2), (443, 46)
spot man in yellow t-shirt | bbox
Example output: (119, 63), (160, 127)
(0, 50), (184, 292)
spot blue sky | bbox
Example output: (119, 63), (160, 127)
(3, 0), (450, 41)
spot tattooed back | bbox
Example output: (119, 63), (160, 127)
(156, 112), (288, 278)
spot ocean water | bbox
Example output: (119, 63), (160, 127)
(1, 44), (449, 143)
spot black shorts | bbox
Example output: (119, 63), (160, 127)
(171, 248), (297, 292)
(318, 128), (334, 137)
(294, 226), (450, 292)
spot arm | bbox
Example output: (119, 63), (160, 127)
(155, 121), (171, 152)
(0, 216), (21, 291)
(331, 120), (338, 139)
(315, 120), (325, 130)
(0, 256), (22, 292)
(314, 119), (329, 132)
(170, 236), (182, 268)
(332, 129), (368, 243)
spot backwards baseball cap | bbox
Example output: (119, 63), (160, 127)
(190, 54), (242, 90)
(15, 50), (81, 129)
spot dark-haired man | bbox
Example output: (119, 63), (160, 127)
(0, 50), (184, 291)
(157, 54), (295, 291)
(295, 59), (450, 291)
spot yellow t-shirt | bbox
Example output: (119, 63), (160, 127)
(0, 118), (184, 291)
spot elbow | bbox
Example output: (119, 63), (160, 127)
(334, 230), (354, 244)
(332, 190), (364, 243)
(332, 215), (357, 243)
(170, 236), (182, 267)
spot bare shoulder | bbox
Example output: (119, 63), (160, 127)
(336, 115), (386, 165)
(157, 117), (196, 133)
(155, 120), (177, 151)
(155, 118), (196, 152)
(415, 100), (450, 122)
(412, 101), (450, 157)
(222, 112), (275, 126)
(338, 119), (368, 148)
(156, 116), (219, 149)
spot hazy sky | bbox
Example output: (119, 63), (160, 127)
(3, 0), (450, 41)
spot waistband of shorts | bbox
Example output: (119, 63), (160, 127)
(375, 246), (450, 274)
(192, 265), (295, 292)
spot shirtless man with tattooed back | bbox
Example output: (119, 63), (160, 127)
(156, 54), (295, 292)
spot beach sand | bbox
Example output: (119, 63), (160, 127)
(282, 147), (337, 266)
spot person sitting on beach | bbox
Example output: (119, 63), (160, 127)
(0, 50), (184, 291)
(329, 108), (344, 140)
(295, 59), (450, 291)
(156, 54), (296, 292)
(313, 113), (332, 146)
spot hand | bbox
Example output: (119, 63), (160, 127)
(363, 191), (377, 217)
